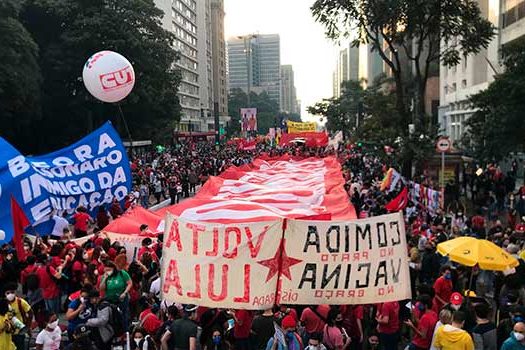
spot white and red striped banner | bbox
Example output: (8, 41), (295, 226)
(165, 156), (356, 223)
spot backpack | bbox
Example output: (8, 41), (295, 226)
(103, 302), (125, 337)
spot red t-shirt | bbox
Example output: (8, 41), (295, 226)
(73, 212), (90, 231)
(234, 310), (253, 339)
(341, 305), (364, 339)
(432, 276), (453, 312)
(21, 265), (38, 287)
(139, 308), (162, 335)
(377, 301), (400, 334)
(412, 310), (438, 348)
(37, 265), (60, 299)
(300, 305), (329, 334)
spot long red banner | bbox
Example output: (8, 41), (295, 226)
(166, 156), (356, 222)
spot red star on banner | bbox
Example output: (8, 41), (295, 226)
(258, 239), (302, 282)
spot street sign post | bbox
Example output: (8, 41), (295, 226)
(436, 137), (452, 209)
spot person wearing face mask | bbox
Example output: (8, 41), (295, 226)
(405, 295), (438, 350)
(4, 282), (33, 350)
(100, 260), (132, 330)
(304, 333), (327, 350)
(432, 266), (454, 312)
(376, 301), (400, 350)
(498, 306), (525, 350)
(132, 327), (157, 350)
(322, 309), (350, 350)
(161, 304), (198, 350)
(66, 285), (95, 340)
(266, 315), (303, 350)
(203, 329), (224, 350)
(501, 322), (525, 350)
(35, 311), (61, 350)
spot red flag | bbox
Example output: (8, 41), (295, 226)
(385, 186), (409, 212)
(10, 196), (29, 261)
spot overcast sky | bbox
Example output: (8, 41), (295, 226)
(224, 0), (340, 121)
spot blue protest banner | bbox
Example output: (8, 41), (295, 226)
(0, 122), (131, 242)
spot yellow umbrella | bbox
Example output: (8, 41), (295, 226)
(437, 236), (519, 271)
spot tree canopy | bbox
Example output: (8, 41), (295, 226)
(311, 0), (494, 132)
(465, 38), (525, 161)
(227, 88), (281, 136)
(0, 0), (181, 153)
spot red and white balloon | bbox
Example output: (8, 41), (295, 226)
(82, 50), (135, 103)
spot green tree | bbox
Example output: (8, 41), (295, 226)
(307, 80), (365, 138)
(227, 88), (279, 136)
(465, 38), (525, 161)
(0, 0), (41, 151)
(311, 0), (494, 132)
(17, 0), (181, 152)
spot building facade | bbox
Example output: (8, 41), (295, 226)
(439, 0), (525, 142)
(154, 0), (231, 133)
(210, 0), (228, 120)
(332, 42), (378, 97)
(280, 65), (298, 114)
(227, 34), (281, 108)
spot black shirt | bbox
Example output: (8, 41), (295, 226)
(169, 318), (198, 350)
(251, 314), (276, 350)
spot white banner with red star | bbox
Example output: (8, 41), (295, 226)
(279, 212), (411, 305)
(161, 213), (283, 309)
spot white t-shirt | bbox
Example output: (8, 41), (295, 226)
(36, 327), (62, 350)
(51, 215), (69, 237)
(150, 277), (161, 298)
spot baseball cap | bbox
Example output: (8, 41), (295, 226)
(450, 292), (463, 306)
(184, 304), (198, 313)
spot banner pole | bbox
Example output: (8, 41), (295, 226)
(117, 103), (134, 156)
(274, 219), (288, 306)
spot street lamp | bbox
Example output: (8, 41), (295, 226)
(237, 34), (257, 107)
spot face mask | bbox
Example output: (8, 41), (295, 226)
(417, 303), (426, 312)
(212, 336), (221, 345)
(286, 331), (295, 340)
(514, 332), (525, 341)
(444, 273), (452, 280)
(83, 253), (89, 260)
(79, 297), (85, 304)
(48, 320), (59, 330)
(309, 346), (319, 350)
(451, 305), (461, 311)
(134, 338), (143, 347)
(5, 293), (15, 302)
(335, 320), (343, 327)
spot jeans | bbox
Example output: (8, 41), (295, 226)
(118, 296), (130, 332)
(13, 334), (26, 350)
(379, 332), (399, 350)
(45, 297), (60, 314)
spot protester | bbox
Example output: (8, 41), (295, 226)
(375, 301), (400, 350)
(432, 311), (474, 350)
(501, 321), (525, 350)
(252, 308), (277, 350)
(0, 298), (16, 350)
(161, 304), (198, 350)
(132, 327), (157, 350)
(4, 282), (32, 350)
(85, 290), (114, 350)
(35, 311), (61, 350)
(265, 315), (303, 350)
(322, 308), (350, 350)
(471, 303), (496, 350)
(100, 260), (132, 330)
(405, 295), (438, 350)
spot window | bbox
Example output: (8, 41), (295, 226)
(461, 79), (467, 88)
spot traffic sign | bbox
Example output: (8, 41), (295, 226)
(436, 137), (451, 152)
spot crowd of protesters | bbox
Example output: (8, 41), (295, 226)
(1, 139), (525, 350)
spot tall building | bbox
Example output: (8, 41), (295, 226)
(197, 0), (213, 127)
(332, 43), (369, 97)
(210, 0), (228, 119)
(280, 65), (298, 114)
(227, 34), (281, 108)
(438, 0), (524, 142)
(154, 0), (231, 133)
